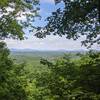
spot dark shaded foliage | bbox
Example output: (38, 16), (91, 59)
(35, 0), (100, 47)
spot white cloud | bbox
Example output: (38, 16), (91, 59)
(4, 31), (99, 51)
(4, 35), (99, 51)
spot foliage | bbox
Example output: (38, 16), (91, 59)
(0, 0), (39, 40)
(35, 51), (100, 100)
(1, 42), (100, 100)
(0, 41), (39, 100)
(35, 0), (100, 47)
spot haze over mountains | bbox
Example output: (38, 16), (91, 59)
(10, 48), (89, 52)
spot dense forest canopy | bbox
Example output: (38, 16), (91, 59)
(35, 51), (100, 100)
(1, 41), (100, 99)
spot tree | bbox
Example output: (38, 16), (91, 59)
(0, 1), (40, 99)
(35, 0), (100, 47)
(0, 42), (22, 99)
(0, 42), (39, 100)
(35, 52), (100, 100)
(0, 0), (39, 40)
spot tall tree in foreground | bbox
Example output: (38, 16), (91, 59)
(0, 1), (39, 99)
(0, 0), (39, 40)
(0, 42), (38, 100)
(35, 0), (100, 47)
(0, 42), (24, 99)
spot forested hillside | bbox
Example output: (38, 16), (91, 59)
(1, 43), (100, 99)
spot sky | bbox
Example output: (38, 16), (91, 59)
(5, 0), (99, 51)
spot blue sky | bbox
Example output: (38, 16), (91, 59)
(5, 0), (99, 50)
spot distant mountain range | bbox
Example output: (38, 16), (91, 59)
(10, 48), (36, 52)
(10, 48), (90, 52)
